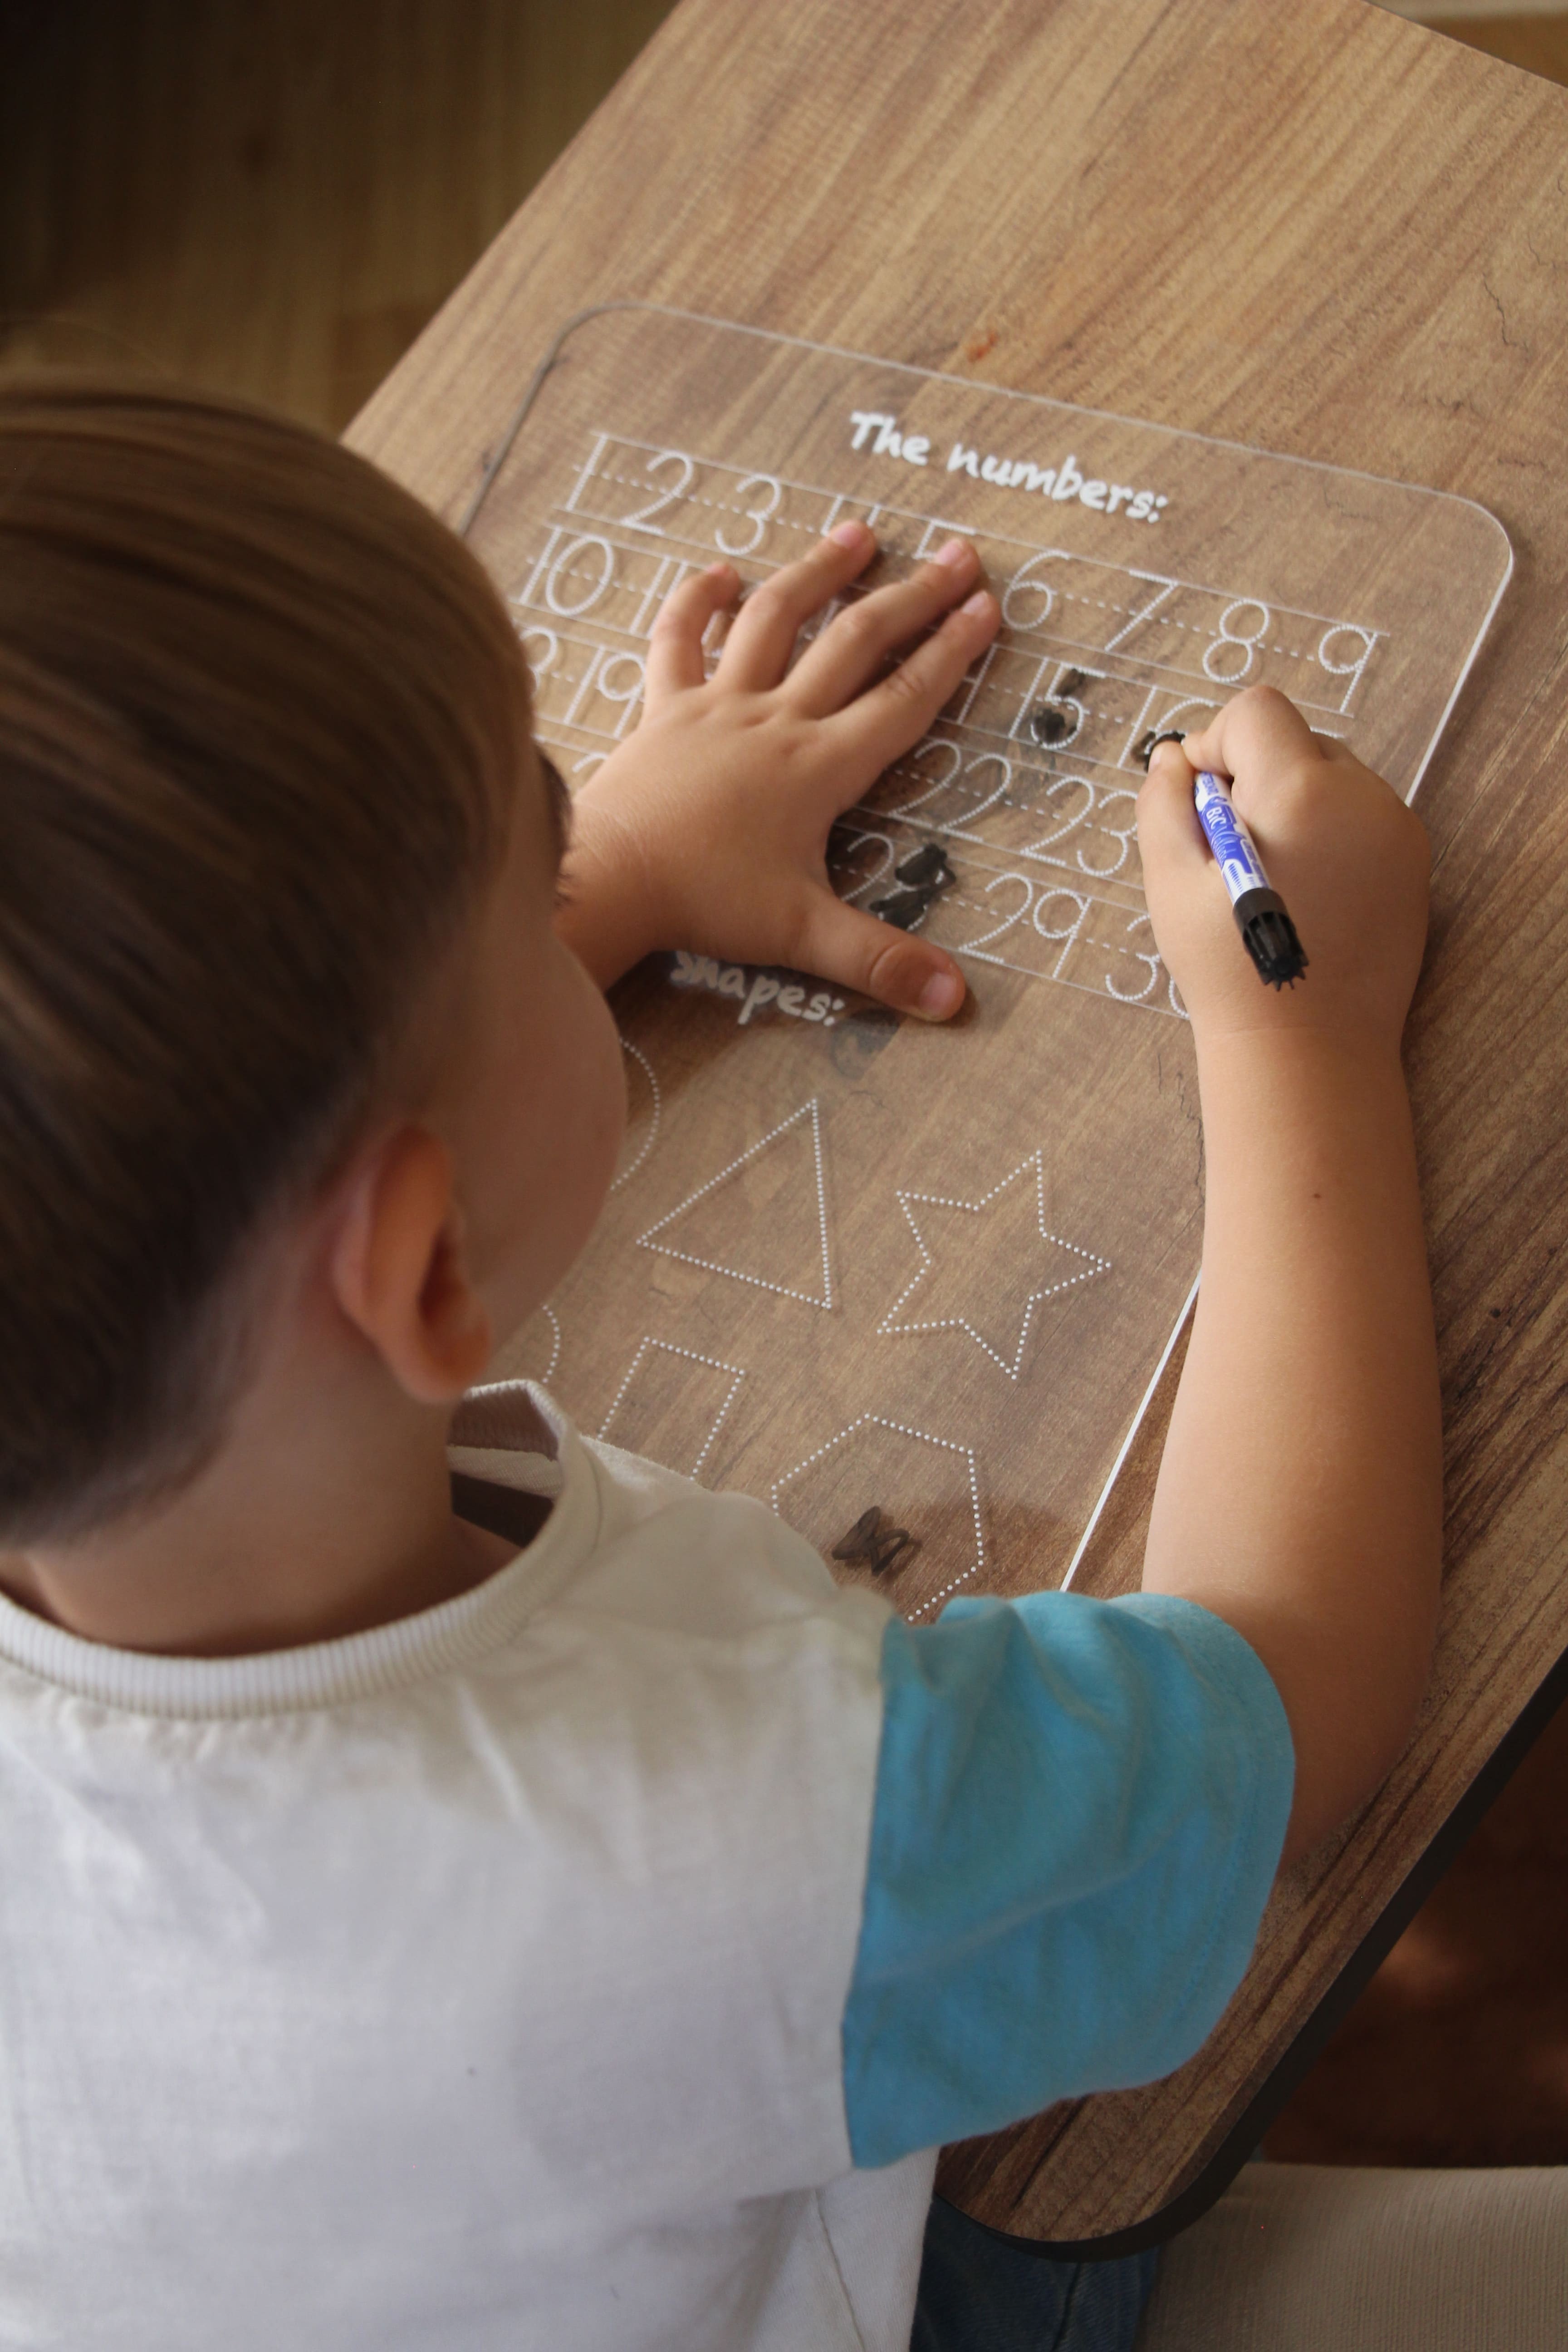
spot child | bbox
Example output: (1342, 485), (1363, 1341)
(0, 382), (1441, 2352)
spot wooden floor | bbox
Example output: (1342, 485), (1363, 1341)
(6, 0), (1568, 2178)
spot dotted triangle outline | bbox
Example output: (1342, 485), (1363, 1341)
(634, 1098), (833, 1311)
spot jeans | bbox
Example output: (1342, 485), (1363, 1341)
(911, 2196), (1159, 2352)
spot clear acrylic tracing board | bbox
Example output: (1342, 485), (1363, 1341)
(466, 305), (1511, 1616)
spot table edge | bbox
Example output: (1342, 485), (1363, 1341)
(947, 1631), (1568, 2257)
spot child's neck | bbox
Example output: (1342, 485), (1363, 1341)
(0, 1323), (516, 1661)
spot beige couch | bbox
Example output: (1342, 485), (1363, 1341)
(1137, 2164), (1568, 2352)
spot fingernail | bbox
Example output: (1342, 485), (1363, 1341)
(933, 536), (974, 569)
(829, 519), (869, 547)
(961, 589), (992, 616)
(915, 969), (965, 1020)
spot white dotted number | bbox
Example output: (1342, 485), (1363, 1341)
(544, 534), (615, 617)
(1203, 600), (1271, 685)
(1316, 624), (1376, 713)
(1075, 787), (1138, 881)
(716, 474), (783, 559)
(1001, 550), (1067, 633)
(622, 449), (696, 534)
(595, 651), (647, 738)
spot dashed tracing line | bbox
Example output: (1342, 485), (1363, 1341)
(588, 464), (823, 536)
(598, 1337), (747, 1480)
(769, 1413), (985, 1620)
(854, 779), (1140, 872)
(608, 1038), (661, 1194)
(565, 436), (1386, 672)
(553, 505), (1332, 667)
(635, 1099), (833, 1310)
(879, 1153), (1111, 1379)
(522, 589), (1357, 742)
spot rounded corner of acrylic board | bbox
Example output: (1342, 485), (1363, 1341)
(1456, 491), (1515, 585)
(1431, 483), (1515, 604)
(1400, 489), (1514, 804)
(460, 300), (663, 540)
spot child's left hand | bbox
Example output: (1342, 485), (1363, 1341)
(553, 521), (1000, 1020)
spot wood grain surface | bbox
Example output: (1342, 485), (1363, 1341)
(461, 304), (1506, 1651)
(346, 0), (1568, 2243)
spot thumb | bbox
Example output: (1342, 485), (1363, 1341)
(791, 886), (967, 1023)
(1137, 737), (1210, 882)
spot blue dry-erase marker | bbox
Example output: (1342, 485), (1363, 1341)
(1191, 769), (1308, 990)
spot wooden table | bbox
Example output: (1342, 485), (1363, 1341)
(349, 0), (1568, 2250)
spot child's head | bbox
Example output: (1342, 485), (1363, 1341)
(0, 380), (621, 1553)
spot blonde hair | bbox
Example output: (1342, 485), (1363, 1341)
(0, 380), (531, 1539)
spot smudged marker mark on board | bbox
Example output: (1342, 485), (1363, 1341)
(1138, 727), (1188, 772)
(828, 1004), (901, 1075)
(831, 1504), (919, 1576)
(869, 842), (956, 930)
(1027, 670), (1090, 751)
(1028, 704), (1074, 748)
(773, 1414), (987, 1620)
(891, 842), (953, 889)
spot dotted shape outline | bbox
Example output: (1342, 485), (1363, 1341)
(598, 1336), (747, 1481)
(533, 1303), (562, 1387)
(608, 1038), (662, 1195)
(879, 1151), (1110, 1380)
(770, 1413), (985, 1622)
(634, 1098), (833, 1311)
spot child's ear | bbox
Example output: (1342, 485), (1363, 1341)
(330, 1125), (492, 1404)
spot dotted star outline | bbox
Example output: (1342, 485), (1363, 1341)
(878, 1150), (1110, 1380)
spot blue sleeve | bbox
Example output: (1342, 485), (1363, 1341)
(841, 1591), (1294, 2168)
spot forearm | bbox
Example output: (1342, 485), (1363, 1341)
(1143, 1028), (1443, 1861)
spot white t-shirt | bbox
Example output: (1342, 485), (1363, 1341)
(0, 1387), (930, 2352)
(0, 1382), (1293, 2349)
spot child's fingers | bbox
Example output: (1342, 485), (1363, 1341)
(643, 563), (740, 706)
(714, 524), (877, 689)
(1137, 737), (1212, 879)
(1180, 686), (1325, 793)
(789, 885), (968, 1024)
(827, 592), (1000, 779)
(785, 539), (981, 715)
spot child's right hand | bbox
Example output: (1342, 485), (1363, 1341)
(1138, 688), (1430, 1052)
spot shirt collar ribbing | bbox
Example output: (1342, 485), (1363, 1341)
(0, 1384), (598, 1719)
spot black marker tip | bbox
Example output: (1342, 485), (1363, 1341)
(1240, 908), (1308, 989)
